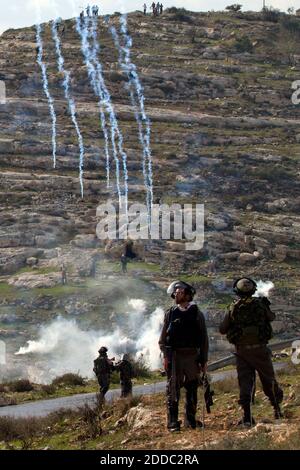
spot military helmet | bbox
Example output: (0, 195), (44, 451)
(233, 278), (257, 296)
(99, 346), (108, 354)
(167, 280), (196, 299)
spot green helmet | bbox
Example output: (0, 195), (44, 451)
(233, 278), (257, 297)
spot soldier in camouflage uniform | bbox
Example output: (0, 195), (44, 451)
(159, 281), (209, 432)
(93, 346), (115, 402)
(219, 278), (283, 426)
(115, 354), (133, 398)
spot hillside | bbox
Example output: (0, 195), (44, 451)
(0, 8), (300, 382)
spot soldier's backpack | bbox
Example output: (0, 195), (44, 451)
(226, 297), (273, 345)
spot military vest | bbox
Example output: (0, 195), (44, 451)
(94, 356), (111, 376)
(226, 297), (273, 345)
(166, 304), (201, 349)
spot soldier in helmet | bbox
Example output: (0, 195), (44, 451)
(219, 278), (283, 426)
(115, 354), (134, 398)
(159, 280), (209, 432)
(93, 346), (115, 402)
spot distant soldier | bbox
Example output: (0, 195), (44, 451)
(160, 3), (163, 14)
(115, 354), (134, 398)
(120, 254), (128, 274)
(80, 10), (85, 23)
(86, 5), (91, 17)
(93, 346), (115, 402)
(151, 2), (156, 15)
(219, 278), (284, 427)
(61, 263), (67, 285)
(143, 3), (147, 14)
(156, 2), (160, 15)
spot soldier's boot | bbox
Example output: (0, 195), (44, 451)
(274, 406), (284, 419)
(167, 403), (180, 432)
(272, 385), (284, 419)
(238, 403), (256, 427)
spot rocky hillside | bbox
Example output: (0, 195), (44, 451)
(0, 8), (300, 375)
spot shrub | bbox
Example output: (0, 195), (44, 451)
(41, 384), (56, 395)
(8, 379), (34, 393)
(261, 7), (281, 22)
(234, 35), (254, 53)
(226, 4), (242, 12)
(167, 8), (194, 23)
(51, 373), (86, 387)
(0, 416), (40, 449)
(131, 355), (151, 378)
(280, 15), (300, 35)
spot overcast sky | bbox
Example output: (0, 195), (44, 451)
(0, 0), (298, 34)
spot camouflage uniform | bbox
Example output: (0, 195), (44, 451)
(93, 351), (114, 401)
(220, 295), (283, 422)
(159, 302), (209, 430)
(115, 357), (133, 398)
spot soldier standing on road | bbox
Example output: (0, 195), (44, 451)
(219, 278), (284, 426)
(159, 281), (209, 432)
(120, 254), (128, 274)
(93, 346), (115, 402)
(115, 354), (134, 398)
(61, 263), (67, 285)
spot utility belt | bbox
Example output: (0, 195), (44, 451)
(236, 343), (266, 350)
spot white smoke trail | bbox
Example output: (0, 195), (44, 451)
(254, 280), (275, 298)
(35, 22), (57, 169)
(109, 14), (154, 221)
(89, 16), (112, 190)
(15, 300), (164, 383)
(75, 15), (129, 215)
(51, 18), (85, 198)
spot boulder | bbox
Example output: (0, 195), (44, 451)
(7, 272), (61, 289)
(126, 405), (153, 430)
(71, 234), (98, 249)
(206, 214), (231, 231)
(238, 252), (258, 264)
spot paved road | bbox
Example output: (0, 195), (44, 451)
(0, 363), (286, 418)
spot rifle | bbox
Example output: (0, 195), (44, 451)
(165, 346), (178, 402)
(200, 373), (214, 414)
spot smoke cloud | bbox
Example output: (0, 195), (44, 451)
(254, 280), (275, 298)
(15, 299), (164, 383)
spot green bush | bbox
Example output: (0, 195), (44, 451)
(41, 384), (56, 395)
(167, 7), (194, 23)
(280, 15), (300, 35)
(131, 355), (151, 378)
(261, 7), (281, 22)
(51, 373), (86, 387)
(8, 379), (34, 393)
(234, 35), (254, 53)
(226, 4), (242, 12)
